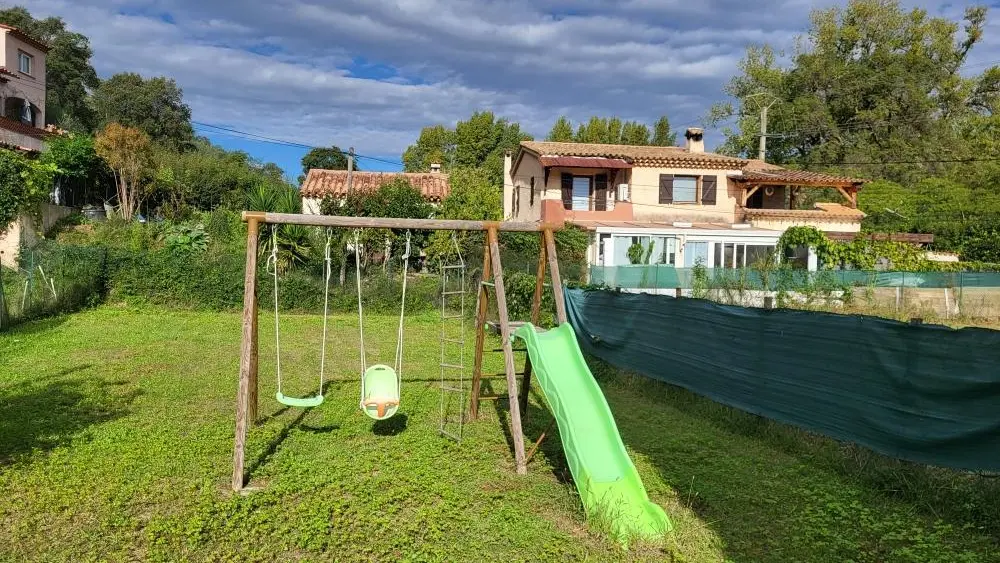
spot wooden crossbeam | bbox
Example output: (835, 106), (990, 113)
(243, 211), (561, 232)
(741, 185), (760, 207)
(835, 186), (857, 208)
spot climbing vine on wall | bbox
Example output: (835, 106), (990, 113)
(0, 149), (58, 235)
(778, 226), (931, 271)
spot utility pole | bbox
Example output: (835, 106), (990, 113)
(758, 105), (768, 161)
(747, 92), (777, 162)
(347, 147), (355, 193)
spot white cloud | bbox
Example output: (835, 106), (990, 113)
(21, 0), (1000, 163)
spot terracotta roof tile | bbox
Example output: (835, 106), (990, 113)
(0, 24), (49, 53)
(520, 141), (747, 169)
(732, 168), (866, 186)
(0, 115), (50, 140)
(300, 170), (450, 201)
(743, 203), (866, 220)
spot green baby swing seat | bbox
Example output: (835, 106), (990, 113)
(360, 364), (400, 420)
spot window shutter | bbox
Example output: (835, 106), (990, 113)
(659, 174), (674, 204)
(561, 173), (573, 210)
(530, 177), (535, 205)
(701, 175), (717, 205)
(594, 174), (608, 211)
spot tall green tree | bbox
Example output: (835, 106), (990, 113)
(91, 73), (195, 149)
(454, 111), (531, 185)
(622, 121), (652, 145)
(152, 140), (289, 214)
(424, 167), (499, 261)
(0, 7), (99, 131)
(545, 116), (671, 145)
(40, 134), (106, 204)
(710, 0), (990, 179)
(546, 116), (574, 142)
(402, 111), (530, 186)
(298, 146), (350, 184)
(402, 125), (454, 172)
(651, 116), (676, 146)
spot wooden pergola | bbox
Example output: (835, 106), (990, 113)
(732, 170), (866, 209)
(232, 211), (567, 492)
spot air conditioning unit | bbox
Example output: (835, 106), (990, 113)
(617, 184), (629, 202)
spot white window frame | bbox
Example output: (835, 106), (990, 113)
(714, 242), (776, 268)
(17, 51), (32, 75)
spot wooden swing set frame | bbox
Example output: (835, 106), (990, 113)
(232, 211), (567, 492)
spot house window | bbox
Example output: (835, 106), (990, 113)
(529, 177), (535, 206)
(18, 51), (31, 75)
(673, 176), (697, 203)
(598, 234), (611, 265)
(684, 241), (709, 267)
(714, 242), (776, 268)
(611, 235), (677, 266)
(571, 176), (590, 211)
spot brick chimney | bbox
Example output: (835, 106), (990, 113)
(685, 127), (705, 153)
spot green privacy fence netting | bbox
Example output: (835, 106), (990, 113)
(589, 265), (1000, 290)
(565, 288), (1000, 472)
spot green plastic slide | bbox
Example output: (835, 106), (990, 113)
(514, 323), (672, 543)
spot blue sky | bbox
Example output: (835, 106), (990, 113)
(23, 0), (1000, 182)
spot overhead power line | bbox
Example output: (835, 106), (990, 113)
(192, 121), (406, 168)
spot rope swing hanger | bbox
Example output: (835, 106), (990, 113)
(270, 226), (333, 408)
(355, 229), (410, 420)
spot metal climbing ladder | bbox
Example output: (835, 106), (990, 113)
(438, 236), (467, 442)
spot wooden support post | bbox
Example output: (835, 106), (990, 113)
(543, 229), (567, 325)
(248, 273), (259, 424)
(526, 418), (557, 462)
(520, 237), (546, 421)
(488, 228), (528, 475)
(531, 235), (546, 325)
(233, 215), (261, 491)
(520, 355), (533, 418)
(469, 241), (492, 421)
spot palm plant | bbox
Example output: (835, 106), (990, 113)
(246, 182), (314, 273)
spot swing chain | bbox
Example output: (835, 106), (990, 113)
(270, 226), (283, 394)
(273, 225), (332, 404)
(354, 229), (366, 403)
(318, 227), (334, 392)
(395, 231), (412, 379)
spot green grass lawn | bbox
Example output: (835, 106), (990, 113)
(1, 307), (997, 562)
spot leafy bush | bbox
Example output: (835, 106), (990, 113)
(960, 227), (1000, 263)
(502, 271), (556, 326)
(163, 223), (209, 254)
(106, 248), (245, 310)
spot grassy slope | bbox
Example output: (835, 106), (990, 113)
(0, 308), (995, 562)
